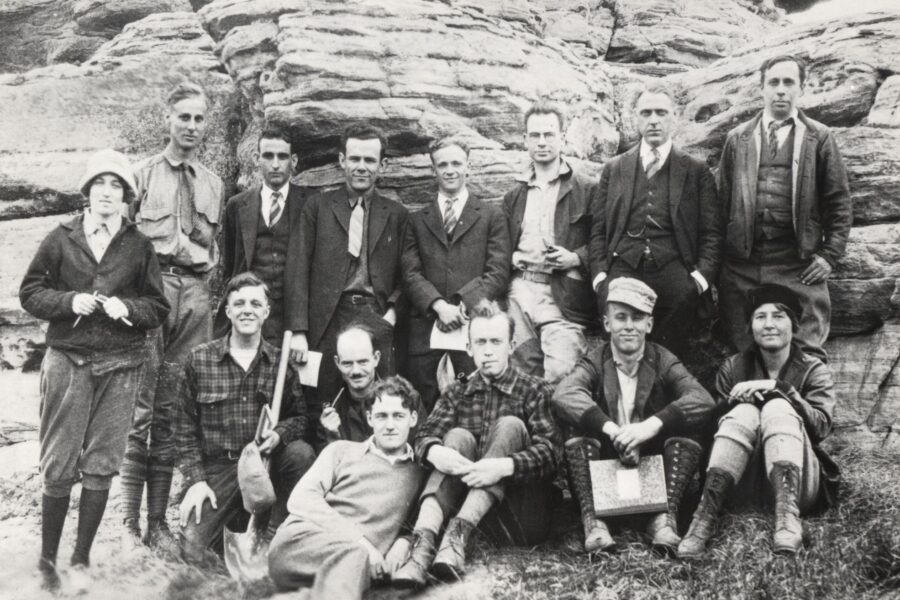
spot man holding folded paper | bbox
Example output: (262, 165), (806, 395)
(552, 277), (715, 554)
(401, 136), (510, 414)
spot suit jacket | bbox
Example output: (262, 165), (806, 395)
(717, 109), (852, 266)
(552, 340), (715, 440)
(589, 144), (722, 285)
(401, 193), (511, 354)
(284, 186), (408, 347)
(503, 159), (597, 328)
(221, 183), (308, 282)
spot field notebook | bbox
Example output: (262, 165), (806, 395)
(589, 454), (668, 518)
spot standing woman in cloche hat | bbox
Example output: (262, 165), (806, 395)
(19, 149), (169, 592)
(677, 283), (840, 559)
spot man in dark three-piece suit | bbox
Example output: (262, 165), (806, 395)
(218, 126), (307, 343)
(401, 137), (511, 413)
(590, 85), (722, 358)
(285, 124), (408, 408)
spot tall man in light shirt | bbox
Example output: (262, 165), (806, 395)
(590, 85), (721, 358)
(503, 100), (597, 384)
(717, 55), (851, 361)
(553, 278), (714, 554)
(120, 81), (226, 549)
(218, 126), (307, 343)
(401, 137), (510, 413)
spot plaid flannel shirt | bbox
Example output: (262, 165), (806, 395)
(174, 335), (308, 487)
(414, 365), (560, 483)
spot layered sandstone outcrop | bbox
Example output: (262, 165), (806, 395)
(0, 0), (896, 446)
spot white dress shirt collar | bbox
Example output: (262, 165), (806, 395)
(261, 182), (290, 225)
(437, 186), (469, 218)
(639, 139), (672, 170)
(365, 437), (414, 465)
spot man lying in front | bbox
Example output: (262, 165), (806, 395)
(268, 376), (425, 600)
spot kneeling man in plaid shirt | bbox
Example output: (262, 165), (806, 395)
(174, 272), (316, 564)
(393, 299), (561, 587)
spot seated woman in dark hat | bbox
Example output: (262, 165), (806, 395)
(677, 284), (840, 558)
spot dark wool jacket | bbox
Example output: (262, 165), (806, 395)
(503, 159), (598, 328)
(19, 214), (169, 357)
(717, 109), (852, 267)
(552, 340), (715, 440)
(716, 342), (840, 509)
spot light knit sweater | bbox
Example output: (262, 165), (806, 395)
(285, 440), (424, 554)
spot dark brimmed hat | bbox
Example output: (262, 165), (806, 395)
(746, 284), (803, 322)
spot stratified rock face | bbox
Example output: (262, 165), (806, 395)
(0, 0), (194, 72)
(674, 12), (900, 160)
(605, 0), (778, 68)
(201, 0), (619, 202)
(0, 12), (240, 222)
(0, 0), (897, 448)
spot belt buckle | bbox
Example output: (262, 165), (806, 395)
(351, 294), (368, 305)
(226, 449), (241, 461)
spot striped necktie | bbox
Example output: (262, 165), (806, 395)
(348, 197), (364, 258)
(645, 147), (661, 180)
(268, 191), (282, 227)
(767, 117), (794, 158)
(442, 196), (458, 239)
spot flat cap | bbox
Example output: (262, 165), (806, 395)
(606, 277), (657, 314)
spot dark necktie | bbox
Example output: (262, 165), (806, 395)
(177, 163), (197, 236)
(268, 191), (282, 227)
(348, 197), (364, 258)
(767, 117), (794, 158)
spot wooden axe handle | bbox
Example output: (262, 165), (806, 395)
(268, 330), (294, 429)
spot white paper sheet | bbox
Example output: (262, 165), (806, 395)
(430, 322), (468, 352)
(297, 351), (323, 387)
(616, 468), (642, 500)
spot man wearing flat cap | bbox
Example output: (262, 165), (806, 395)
(552, 277), (715, 554)
(678, 283), (839, 558)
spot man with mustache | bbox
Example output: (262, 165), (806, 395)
(317, 325), (424, 449)
(590, 85), (721, 359)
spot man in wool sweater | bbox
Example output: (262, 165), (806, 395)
(268, 375), (425, 600)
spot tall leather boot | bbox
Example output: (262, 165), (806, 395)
(564, 437), (615, 553)
(677, 468), (734, 559)
(648, 437), (703, 554)
(770, 462), (803, 554)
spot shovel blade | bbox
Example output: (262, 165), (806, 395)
(223, 524), (270, 581)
